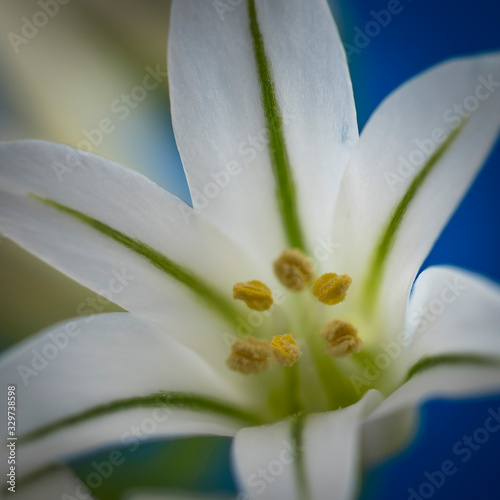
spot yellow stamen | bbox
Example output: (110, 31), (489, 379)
(273, 249), (314, 291)
(226, 337), (271, 374)
(320, 319), (362, 357)
(271, 334), (301, 367)
(233, 280), (273, 311)
(312, 273), (352, 305)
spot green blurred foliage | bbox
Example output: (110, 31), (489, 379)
(71, 436), (236, 500)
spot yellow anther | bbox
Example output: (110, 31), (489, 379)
(312, 273), (352, 305)
(233, 280), (274, 311)
(226, 337), (272, 375)
(273, 249), (314, 291)
(271, 334), (301, 367)
(320, 320), (362, 357)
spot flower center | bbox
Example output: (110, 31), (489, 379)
(227, 248), (368, 418)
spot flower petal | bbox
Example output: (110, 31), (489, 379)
(361, 366), (500, 465)
(0, 140), (260, 362)
(330, 51), (500, 335)
(168, 0), (357, 260)
(0, 313), (258, 478)
(406, 266), (500, 363)
(232, 391), (382, 500)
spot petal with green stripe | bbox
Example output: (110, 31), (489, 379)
(329, 51), (500, 336)
(407, 266), (500, 363)
(169, 0), (358, 262)
(361, 120), (467, 312)
(0, 140), (261, 363)
(31, 195), (238, 325)
(0, 313), (256, 478)
(361, 366), (500, 466)
(232, 391), (382, 500)
(247, 0), (305, 250)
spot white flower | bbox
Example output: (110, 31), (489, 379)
(1, 0), (500, 499)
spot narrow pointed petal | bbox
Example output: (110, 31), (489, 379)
(232, 391), (382, 500)
(362, 366), (500, 465)
(407, 266), (500, 363)
(330, 51), (500, 335)
(361, 267), (500, 464)
(0, 314), (257, 478)
(0, 140), (261, 362)
(169, 0), (357, 260)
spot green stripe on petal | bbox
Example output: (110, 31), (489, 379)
(22, 391), (263, 444)
(31, 195), (239, 325)
(362, 119), (468, 312)
(248, 0), (306, 251)
(290, 414), (309, 500)
(405, 354), (500, 382)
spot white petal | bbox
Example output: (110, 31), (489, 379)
(245, 0), (358, 250)
(407, 266), (500, 362)
(0, 140), (260, 362)
(330, 51), (500, 336)
(168, 0), (357, 261)
(362, 366), (500, 465)
(8, 465), (95, 500)
(0, 313), (252, 478)
(232, 391), (382, 500)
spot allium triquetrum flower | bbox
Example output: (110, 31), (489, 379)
(2, 0), (500, 498)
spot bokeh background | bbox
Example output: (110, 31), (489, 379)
(1, 0), (499, 498)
